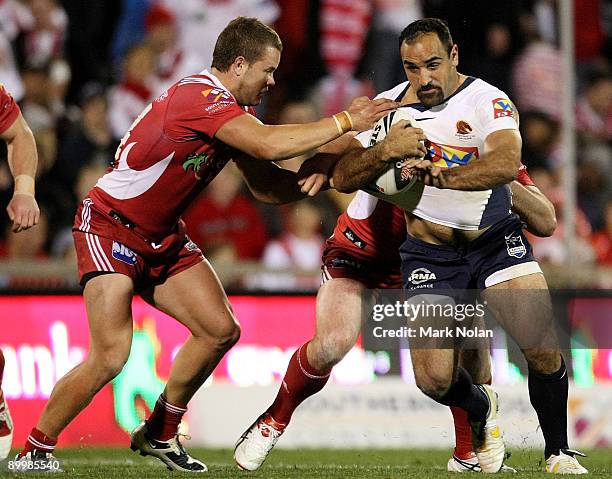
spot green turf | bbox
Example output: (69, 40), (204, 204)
(4, 447), (611, 478)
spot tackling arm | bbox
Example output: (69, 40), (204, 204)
(215, 97), (397, 162)
(511, 182), (557, 237)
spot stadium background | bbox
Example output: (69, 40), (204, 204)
(0, 0), (611, 458)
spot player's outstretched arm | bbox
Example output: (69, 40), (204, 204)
(2, 112), (40, 233)
(511, 182), (557, 237)
(331, 121), (427, 193)
(233, 156), (321, 204)
(215, 97), (398, 162)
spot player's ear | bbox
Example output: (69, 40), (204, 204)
(450, 44), (458, 67)
(232, 56), (248, 76)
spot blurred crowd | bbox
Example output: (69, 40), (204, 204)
(0, 0), (610, 290)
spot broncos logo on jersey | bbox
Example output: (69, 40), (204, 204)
(425, 142), (479, 168)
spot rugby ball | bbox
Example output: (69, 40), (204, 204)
(368, 108), (422, 195)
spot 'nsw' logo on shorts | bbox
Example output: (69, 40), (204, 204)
(112, 241), (137, 265)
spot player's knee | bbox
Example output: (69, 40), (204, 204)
(312, 331), (354, 369)
(460, 350), (491, 384)
(91, 349), (129, 383)
(211, 320), (241, 352)
(415, 371), (453, 400)
(524, 348), (562, 374)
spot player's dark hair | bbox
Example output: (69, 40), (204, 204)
(212, 17), (283, 71)
(399, 18), (453, 56)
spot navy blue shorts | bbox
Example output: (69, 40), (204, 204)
(400, 214), (541, 291)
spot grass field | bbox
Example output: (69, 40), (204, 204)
(3, 447), (611, 478)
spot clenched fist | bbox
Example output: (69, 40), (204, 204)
(7, 193), (40, 233)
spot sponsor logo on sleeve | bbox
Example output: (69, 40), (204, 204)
(201, 88), (234, 113)
(112, 241), (138, 265)
(505, 234), (527, 258)
(492, 98), (514, 119)
(201, 88), (231, 102)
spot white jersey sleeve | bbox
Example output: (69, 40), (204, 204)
(474, 88), (519, 139)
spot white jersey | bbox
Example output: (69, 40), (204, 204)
(356, 78), (519, 230)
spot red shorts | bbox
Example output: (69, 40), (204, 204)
(321, 243), (402, 289)
(73, 198), (204, 289)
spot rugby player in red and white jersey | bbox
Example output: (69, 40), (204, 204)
(235, 158), (556, 472)
(0, 83), (40, 460)
(15, 17), (407, 472)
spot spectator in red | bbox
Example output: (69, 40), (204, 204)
(108, 43), (156, 139)
(183, 162), (267, 262)
(250, 201), (325, 291)
(576, 70), (612, 142)
(527, 168), (596, 265)
(22, 0), (67, 67)
(314, 0), (373, 116)
(592, 200), (612, 265)
(159, 0), (279, 70)
(144, 4), (201, 95)
(512, 14), (562, 120)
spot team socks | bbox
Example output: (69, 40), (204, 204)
(450, 407), (473, 459)
(267, 342), (331, 426)
(437, 367), (488, 421)
(528, 356), (569, 458)
(450, 376), (491, 458)
(145, 395), (187, 441)
(19, 428), (57, 457)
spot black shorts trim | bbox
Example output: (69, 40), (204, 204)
(80, 271), (116, 288)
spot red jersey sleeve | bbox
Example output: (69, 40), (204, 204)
(164, 81), (249, 140)
(0, 84), (20, 134)
(516, 163), (536, 187)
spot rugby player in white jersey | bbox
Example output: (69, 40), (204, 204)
(326, 19), (587, 474)
(235, 165), (556, 473)
(234, 19), (571, 474)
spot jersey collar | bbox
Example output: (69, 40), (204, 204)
(199, 69), (233, 95)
